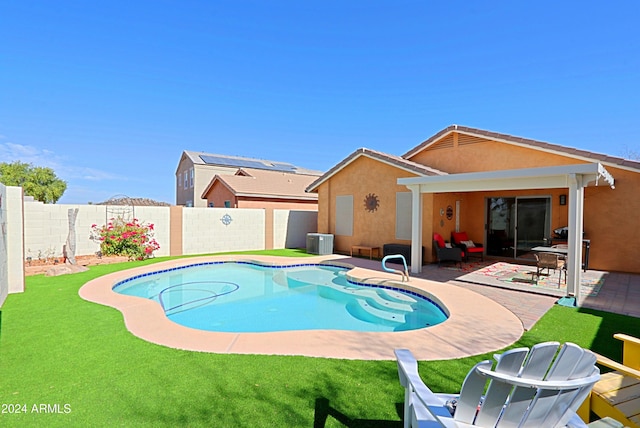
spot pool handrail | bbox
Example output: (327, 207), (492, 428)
(382, 254), (409, 282)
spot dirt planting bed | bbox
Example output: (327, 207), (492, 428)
(24, 255), (130, 276)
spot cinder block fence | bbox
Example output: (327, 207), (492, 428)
(0, 184), (317, 306)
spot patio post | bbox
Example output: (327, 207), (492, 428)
(567, 173), (585, 303)
(408, 185), (423, 274)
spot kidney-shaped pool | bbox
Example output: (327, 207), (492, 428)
(113, 261), (448, 333)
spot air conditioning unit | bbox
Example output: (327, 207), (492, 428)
(306, 233), (334, 255)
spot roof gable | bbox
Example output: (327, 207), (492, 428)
(305, 147), (447, 193)
(202, 168), (319, 200)
(402, 125), (640, 173)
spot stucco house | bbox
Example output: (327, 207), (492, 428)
(306, 125), (640, 293)
(201, 167), (319, 210)
(175, 151), (321, 207)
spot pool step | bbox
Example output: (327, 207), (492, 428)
(279, 269), (343, 289)
(376, 289), (418, 304)
(317, 283), (413, 312)
(347, 299), (405, 326)
(282, 269), (418, 311)
(365, 294), (414, 313)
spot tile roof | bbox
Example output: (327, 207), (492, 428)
(305, 147), (447, 193)
(202, 168), (319, 200)
(402, 125), (640, 172)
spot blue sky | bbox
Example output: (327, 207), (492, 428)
(1, 1), (638, 204)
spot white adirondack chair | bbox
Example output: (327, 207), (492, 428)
(395, 342), (601, 428)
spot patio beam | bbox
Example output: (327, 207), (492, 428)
(399, 163), (615, 304)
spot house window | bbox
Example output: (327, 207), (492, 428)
(208, 202), (214, 207)
(396, 192), (412, 240)
(189, 168), (194, 188)
(335, 195), (353, 236)
(224, 200), (231, 208)
(183, 171), (188, 189)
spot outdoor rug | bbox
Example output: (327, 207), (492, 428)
(457, 262), (607, 297)
(440, 260), (494, 273)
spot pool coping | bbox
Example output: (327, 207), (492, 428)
(78, 255), (524, 361)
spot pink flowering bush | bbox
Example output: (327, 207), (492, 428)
(90, 217), (160, 261)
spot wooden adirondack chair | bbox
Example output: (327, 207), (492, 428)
(395, 342), (601, 427)
(578, 333), (640, 427)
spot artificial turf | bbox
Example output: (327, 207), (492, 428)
(0, 252), (638, 427)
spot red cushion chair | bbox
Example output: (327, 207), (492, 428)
(451, 231), (484, 261)
(433, 233), (463, 266)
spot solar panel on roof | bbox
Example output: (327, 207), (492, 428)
(199, 154), (299, 172)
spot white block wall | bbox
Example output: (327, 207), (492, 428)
(22, 203), (173, 261)
(1, 196), (317, 304)
(182, 208), (265, 255)
(120, 206), (171, 258)
(273, 210), (318, 249)
(0, 185), (25, 303)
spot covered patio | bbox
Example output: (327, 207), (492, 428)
(398, 163), (615, 304)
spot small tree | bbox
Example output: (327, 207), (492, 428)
(0, 161), (67, 203)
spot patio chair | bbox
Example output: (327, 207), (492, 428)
(451, 231), (484, 261)
(395, 342), (600, 427)
(535, 252), (566, 287)
(433, 233), (463, 267)
(578, 333), (640, 428)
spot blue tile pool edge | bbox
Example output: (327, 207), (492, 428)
(111, 260), (449, 319)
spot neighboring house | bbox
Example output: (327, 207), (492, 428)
(175, 151), (321, 208)
(306, 125), (640, 280)
(201, 168), (319, 210)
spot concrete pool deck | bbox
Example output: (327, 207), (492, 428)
(79, 255), (524, 361)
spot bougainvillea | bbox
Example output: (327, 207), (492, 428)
(90, 217), (160, 261)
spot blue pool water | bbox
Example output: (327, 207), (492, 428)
(113, 262), (448, 333)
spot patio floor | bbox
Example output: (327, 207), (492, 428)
(78, 254), (639, 361)
(340, 256), (640, 330)
(79, 255), (525, 361)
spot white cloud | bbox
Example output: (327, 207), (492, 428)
(0, 141), (122, 182)
(0, 142), (59, 167)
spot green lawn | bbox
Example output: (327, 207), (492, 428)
(1, 251), (638, 427)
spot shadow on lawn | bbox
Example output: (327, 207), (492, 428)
(313, 397), (403, 428)
(578, 307), (640, 362)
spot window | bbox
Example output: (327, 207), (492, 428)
(183, 171), (188, 189)
(335, 195), (353, 236)
(395, 192), (412, 240)
(224, 200), (231, 208)
(189, 168), (194, 188)
(208, 202), (214, 207)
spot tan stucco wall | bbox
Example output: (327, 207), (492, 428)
(237, 199), (317, 210)
(203, 180), (318, 211)
(175, 156), (193, 207)
(204, 182), (237, 208)
(169, 206), (183, 256)
(407, 134), (584, 173)
(581, 166), (639, 273)
(175, 154), (240, 208)
(316, 131), (640, 273)
(193, 165), (236, 208)
(315, 156), (436, 259)
(408, 132), (639, 273)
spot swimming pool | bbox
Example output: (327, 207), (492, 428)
(113, 262), (448, 333)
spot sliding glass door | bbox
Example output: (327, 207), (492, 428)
(486, 196), (551, 258)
